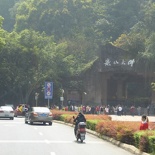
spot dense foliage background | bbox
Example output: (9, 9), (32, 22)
(0, 0), (155, 106)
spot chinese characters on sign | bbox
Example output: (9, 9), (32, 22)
(104, 58), (135, 67)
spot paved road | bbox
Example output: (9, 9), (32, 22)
(110, 114), (155, 122)
(0, 117), (134, 155)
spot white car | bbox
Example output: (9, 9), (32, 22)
(0, 106), (14, 120)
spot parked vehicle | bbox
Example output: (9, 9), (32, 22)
(0, 106), (14, 120)
(75, 122), (86, 143)
(25, 107), (53, 125)
(14, 104), (29, 117)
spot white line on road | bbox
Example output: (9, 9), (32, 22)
(0, 140), (46, 143)
(86, 141), (105, 144)
(4, 125), (15, 126)
(39, 132), (43, 136)
(51, 152), (56, 155)
(0, 140), (72, 143)
(0, 122), (23, 124)
(44, 139), (50, 144)
(0, 140), (104, 144)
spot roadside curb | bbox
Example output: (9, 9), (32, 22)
(53, 120), (150, 155)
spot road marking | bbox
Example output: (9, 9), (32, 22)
(0, 140), (72, 144)
(51, 152), (56, 155)
(0, 122), (23, 124)
(4, 125), (15, 126)
(44, 139), (50, 144)
(86, 141), (104, 144)
(39, 132), (43, 136)
(0, 140), (104, 144)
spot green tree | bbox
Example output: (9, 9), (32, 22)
(94, 0), (142, 42)
(0, 16), (6, 50)
(0, 0), (16, 31)
(0, 29), (70, 104)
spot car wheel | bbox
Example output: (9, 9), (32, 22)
(25, 120), (28, 124)
(30, 121), (33, 125)
(49, 122), (52, 126)
(43, 122), (46, 125)
(10, 117), (14, 120)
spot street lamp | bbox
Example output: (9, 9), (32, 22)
(60, 89), (64, 108)
(35, 92), (39, 107)
(81, 92), (87, 105)
(84, 92), (87, 95)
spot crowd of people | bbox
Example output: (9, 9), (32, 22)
(53, 104), (151, 131)
(60, 104), (150, 116)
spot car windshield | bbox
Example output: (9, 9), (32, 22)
(33, 107), (50, 113)
(0, 106), (13, 110)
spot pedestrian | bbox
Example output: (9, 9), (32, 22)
(147, 105), (150, 116)
(139, 115), (149, 130)
(137, 106), (141, 116)
(123, 106), (127, 115)
(100, 106), (104, 114)
(96, 106), (100, 114)
(86, 106), (89, 114)
(91, 106), (95, 114)
(130, 105), (135, 116)
(105, 106), (109, 114)
(118, 105), (123, 116)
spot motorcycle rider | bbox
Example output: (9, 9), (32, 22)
(73, 112), (86, 135)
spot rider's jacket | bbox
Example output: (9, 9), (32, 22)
(74, 113), (86, 126)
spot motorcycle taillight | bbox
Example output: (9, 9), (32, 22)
(79, 128), (86, 133)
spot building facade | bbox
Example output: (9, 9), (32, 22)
(67, 44), (155, 108)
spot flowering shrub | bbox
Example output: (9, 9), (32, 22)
(84, 114), (111, 121)
(117, 127), (135, 145)
(96, 121), (138, 141)
(51, 110), (77, 120)
(149, 122), (155, 130)
(134, 130), (155, 153)
(52, 109), (155, 153)
(52, 110), (111, 122)
(60, 114), (74, 123)
(96, 121), (117, 138)
(86, 120), (100, 131)
(139, 135), (149, 153)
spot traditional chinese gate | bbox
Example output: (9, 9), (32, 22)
(80, 44), (151, 107)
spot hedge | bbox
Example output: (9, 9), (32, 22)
(52, 109), (155, 153)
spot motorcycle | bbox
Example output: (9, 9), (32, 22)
(76, 122), (86, 143)
(73, 116), (86, 143)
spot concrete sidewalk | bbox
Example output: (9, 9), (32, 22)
(110, 115), (155, 122)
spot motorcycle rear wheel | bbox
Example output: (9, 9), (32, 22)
(76, 134), (80, 141)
